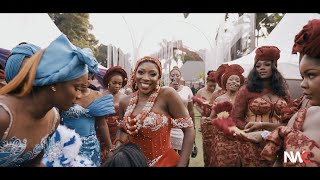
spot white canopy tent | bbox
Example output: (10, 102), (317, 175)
(0, 13), (62, 50)
(227, 13), (320, 80)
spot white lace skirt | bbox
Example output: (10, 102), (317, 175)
(170, 128), (184, 150)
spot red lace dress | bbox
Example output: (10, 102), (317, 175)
(106, 103), (120, 142)
(261, 108), (320, 167)
(124, 112), (193, 166)
(97, 103), (119, 164)
(120, 88), (194, 167)
(201, 90), (225, 167)
(231, 86), (289, 166)
(206, 101), (241, 166)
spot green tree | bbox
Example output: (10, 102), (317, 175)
(176, 47), (203, 63)
(48, 13), (99, 56)
(256, 13), (285, 35)
(96, 44), (109, 67)
(197, 71), (205, 82)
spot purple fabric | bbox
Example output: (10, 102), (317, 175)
(0, 48), (11, 69)
(95, 68), (107, 88)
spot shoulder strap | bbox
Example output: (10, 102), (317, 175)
(50, 108), (59, 134)
(0, 102), (14, 140)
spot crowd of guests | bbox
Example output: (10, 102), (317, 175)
(1, 19), (320, 167)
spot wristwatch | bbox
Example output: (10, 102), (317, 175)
(260, 130), (271, 140)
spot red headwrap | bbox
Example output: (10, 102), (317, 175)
(214, 64), (244, 90)
(206, 71), (216, 83)
(254, 46), (280, 66)
(292, 19), (320, 59)
(131, 56), (162, 92)
(0, 69), (5, 79)
(103, 66), (128, 88)
(214, 64), (228, 88)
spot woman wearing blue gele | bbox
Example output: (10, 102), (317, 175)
(0, 47), (11, 88)
(41, 35), (115, 167)
(0, 34), (98, 167)
(4, 43), (41, 83)
(56, 75), (115, 167)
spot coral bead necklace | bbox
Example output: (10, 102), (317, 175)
(123, 87), (160, 136)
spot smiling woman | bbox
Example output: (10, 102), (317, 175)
(115, 56), (195, 167)
(169, 66), (195, 160)
(212, 45), (293, 167)
(261, 19), (320, 167)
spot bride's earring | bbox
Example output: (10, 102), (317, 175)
(51, 86), (56, 92)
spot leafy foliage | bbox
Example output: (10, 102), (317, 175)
(177, 47), (203, 62)
(256, 13), (285, 35)
(96, 44), (109, 67)
(197, 71), (205, 82)
(48, 13), (99, 56)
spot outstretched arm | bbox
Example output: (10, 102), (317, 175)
(96, 116), (113, 151)
(194, 90), (204, 115)
(230, 86), (249, 129)
(114, 95), (130, 148)
(0, 105), (10, 140)
(188, 102), (195, 129)
(166, 88), (195, 167)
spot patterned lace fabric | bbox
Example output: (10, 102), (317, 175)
(61, 104), (101, 167)
(170, 117), (193, 150)
(98, 103), (120, 164)
(121, 112), (174, 165)
(42, 125), (95, 167)
(119, 88), (191, 166)
(0, 135), (50, 167)
(0, 106), (58, 167)
(209, 125), (241, 166)
(62, 104), (96, 137)
(229, 87), (288, 166)
(261, 108), (320, 167)
(248, 97), (287, 124)
(231, 86), (289, 129)
(202, 100), (241, 167)
(79, 134), (101, 167)
(62, 104), (91, 119)
(201, 122), (214, 167)
(171, 117), (193, 129)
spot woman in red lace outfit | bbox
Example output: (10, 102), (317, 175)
(194, 71), (218, 118)
(261, 19), (320, 167)
(115, 56), (195, 167)
(218, 46), (292, 167)
(96, 66), (128, 164)
(201, 64), (244, 166)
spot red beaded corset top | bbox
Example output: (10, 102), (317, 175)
(128, 112), (172, 162)
(248, 93), (287, 123)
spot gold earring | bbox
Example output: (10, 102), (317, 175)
(51, 86), (56, 92)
